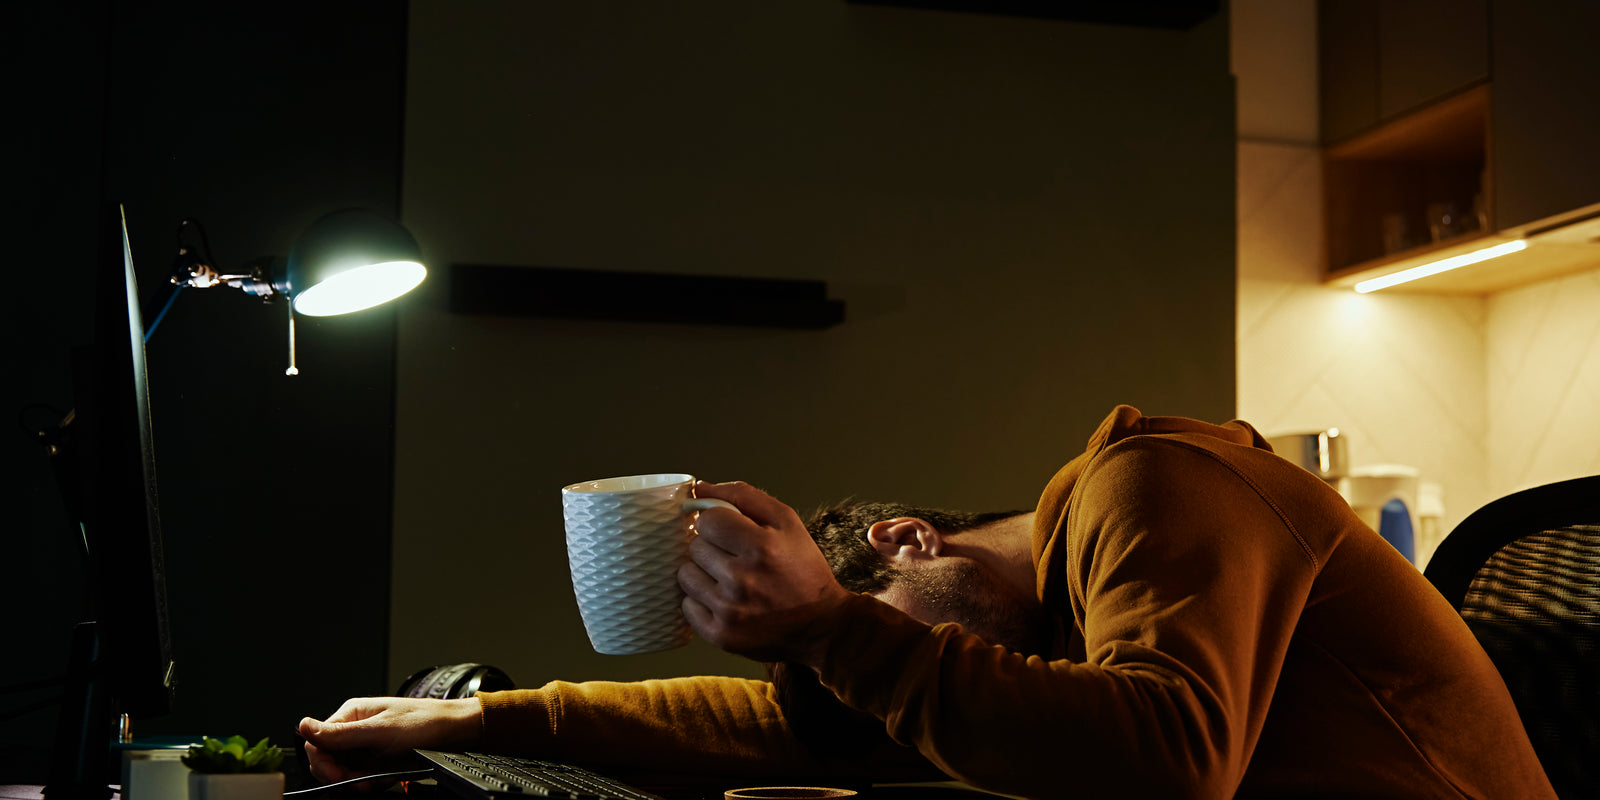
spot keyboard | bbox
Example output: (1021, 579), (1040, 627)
(415, 749), (666, 800)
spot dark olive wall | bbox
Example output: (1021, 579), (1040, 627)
(3, 2), (1238, 781)
(392, 3), (1236, 689)
(3, 0), (403, 780)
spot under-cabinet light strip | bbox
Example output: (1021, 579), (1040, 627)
(1354, 240), (1528, 293)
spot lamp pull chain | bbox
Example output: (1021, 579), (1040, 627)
(285, 301), (300, 376)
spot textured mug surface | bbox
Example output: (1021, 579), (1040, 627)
(561, 473), (698, 655)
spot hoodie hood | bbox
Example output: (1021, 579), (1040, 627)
(1031, 405), (1272, 601)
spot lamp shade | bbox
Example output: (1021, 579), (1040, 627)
(284, 209), (426, 316)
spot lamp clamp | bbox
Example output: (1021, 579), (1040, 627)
(169, 250), (288, 303)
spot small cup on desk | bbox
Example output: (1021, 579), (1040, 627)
(561, 473), (735, 655)
(725, 789), (859, 799)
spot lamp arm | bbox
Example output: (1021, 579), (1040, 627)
(170, 251), (289, 300)
(161, 251), (300, 375)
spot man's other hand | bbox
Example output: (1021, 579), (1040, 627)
(679, 481), (854, 668)
(298, 696), (482, 785)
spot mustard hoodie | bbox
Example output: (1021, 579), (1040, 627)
(476, 406), (1554, 799)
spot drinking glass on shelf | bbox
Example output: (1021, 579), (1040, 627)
(1427, 201), (1465, 242)
(1381, 212), (1410, 254)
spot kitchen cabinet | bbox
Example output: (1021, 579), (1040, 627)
(1318, 0), (1378, 146)
(1322, 84), (1487, 282)
(1318, 0), (1488, 146)
(1319, 0), (1600, 293)
(1491, 0), (1600, 231)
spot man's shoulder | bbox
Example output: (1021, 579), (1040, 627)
(1071, 430), (1357, 564)
(1083, 429), (1284, 488)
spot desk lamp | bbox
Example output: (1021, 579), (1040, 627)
(31, 206), (425, 800)
(163, 208), (426, 373)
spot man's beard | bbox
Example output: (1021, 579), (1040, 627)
(894, 560), (1050, 656)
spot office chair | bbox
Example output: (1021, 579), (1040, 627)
(1424, 475), (1600, 800)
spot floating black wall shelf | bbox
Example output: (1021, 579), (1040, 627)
(449, 264), (846, 330)
(845, 0), (1220, 30)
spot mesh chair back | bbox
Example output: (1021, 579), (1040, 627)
(1457, 525), (1600, 797)
(1425, 476), (1600, 800)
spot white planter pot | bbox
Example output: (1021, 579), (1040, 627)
(187, 770), (285, 800)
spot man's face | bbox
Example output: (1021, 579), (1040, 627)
(876, 557), (1050, 656)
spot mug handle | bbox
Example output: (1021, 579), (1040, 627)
(682, 498), (738, 513)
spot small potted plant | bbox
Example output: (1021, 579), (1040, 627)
(182, 735), (286, 800)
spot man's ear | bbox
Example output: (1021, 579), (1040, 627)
(865, 517), (944, 563)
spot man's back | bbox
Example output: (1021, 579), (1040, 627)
(1036, 410), (1554, 798)
(1234, 439), (1549, 797)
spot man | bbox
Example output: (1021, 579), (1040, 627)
(301, 406), (1555, 799)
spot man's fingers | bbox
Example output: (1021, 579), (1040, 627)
(299, 716), (382, 751)
(687, 523), (751, 578)
(297, 716), (340, 746)
(687, 506), (749, 554)
(692, 481), (794, 528)
(678, 558), (722, 600)
(303, 741), (361, 784)
(680, 594), (725, 647)
(681, 594), (708, 628)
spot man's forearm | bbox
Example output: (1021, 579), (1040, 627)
(476, 675), (826, 776)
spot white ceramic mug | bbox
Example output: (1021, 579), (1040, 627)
(560, 473), (734, 655)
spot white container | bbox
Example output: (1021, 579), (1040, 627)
(1339, 464), (1421, 563)
(121, 749), (189, 800)
(188, 771), (285, 800)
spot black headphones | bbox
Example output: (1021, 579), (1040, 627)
(397, 663), (515, 700)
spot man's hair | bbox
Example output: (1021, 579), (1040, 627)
(804, 499), (1029, 594)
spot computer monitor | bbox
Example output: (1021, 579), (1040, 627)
(45, 203), (177, 798)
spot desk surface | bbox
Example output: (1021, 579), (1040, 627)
(0, 782), (1008, 799)
(0, 785), (408, 799)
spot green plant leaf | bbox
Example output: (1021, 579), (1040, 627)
(182, 734), (283, 773)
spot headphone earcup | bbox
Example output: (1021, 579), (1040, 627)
(397, 663), (515, 699)
(458, 664), (514, 696)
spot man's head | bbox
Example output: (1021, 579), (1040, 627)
(805, 499), (1047, 653)
(806, 499), (1024, 594)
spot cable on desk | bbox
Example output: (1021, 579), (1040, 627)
(282, 768), (435, 796)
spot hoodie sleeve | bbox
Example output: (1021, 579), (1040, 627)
(475, 674), (937, 781)
(475, 676), (820, 775)
(817, 436), (1319, 800)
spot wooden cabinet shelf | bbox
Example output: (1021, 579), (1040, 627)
(1326, 205), (1600, 295)
(1317, 1), (1600, 294)
(1323, 83), (1490, 278)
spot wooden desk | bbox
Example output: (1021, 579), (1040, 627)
(1, 780), (1012, 799)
